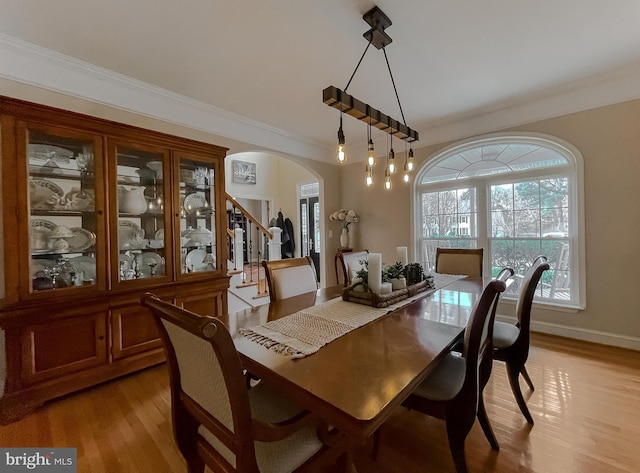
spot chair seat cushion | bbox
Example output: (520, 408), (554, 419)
(493, 321), (520, 349)
(198, 381), (323, 473)
(412, 352), (466, 401)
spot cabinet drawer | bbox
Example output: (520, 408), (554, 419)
(111, 305), (163, 360)
(21, 312), (108, 385)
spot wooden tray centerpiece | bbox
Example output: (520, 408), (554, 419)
(342, 263), (435, 308)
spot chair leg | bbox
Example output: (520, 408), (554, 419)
(445, 419), (471, 473)
(521, 365), (535, 391)
(506, 363), (534, 425)
(477, 395), (499, 450)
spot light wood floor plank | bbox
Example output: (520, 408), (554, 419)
(1, 332), (639, 473)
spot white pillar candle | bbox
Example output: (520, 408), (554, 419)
(396, 246), (408, 266)
(379, 282), (392, 294)
(368, 253), (382, 294)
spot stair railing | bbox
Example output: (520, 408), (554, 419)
(225, 192), (280, 298)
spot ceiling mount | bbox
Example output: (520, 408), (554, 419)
(362, 6), (392, 50)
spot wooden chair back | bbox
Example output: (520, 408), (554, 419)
(262, 256), (318, 301)
(513, 256), (550, 348)
(141, 293), (259, 472)
(435, 248), (484, 277)
(337, 250), (369, 287)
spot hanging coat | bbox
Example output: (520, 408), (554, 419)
(276, 211), (293, 258)
(282, 217), (295, 258)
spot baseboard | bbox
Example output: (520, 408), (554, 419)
(495, 314), (640, 351)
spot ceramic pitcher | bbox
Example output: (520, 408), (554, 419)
(118, 186), (147, 214)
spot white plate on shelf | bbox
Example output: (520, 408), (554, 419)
(30, 179), (64, 210)
(118, 220), (145, 248)
(185, 248), (208, 272)
(154, 228), (164, 241)
(68, 255), (97, 281)
(67, 227), (96, 252)
(138, 252), (165, 277)
(183, 192), (208, 215)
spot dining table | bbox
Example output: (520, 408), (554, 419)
(226, 276), (489, 471)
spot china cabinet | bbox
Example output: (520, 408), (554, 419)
(0, 96), (229, 423)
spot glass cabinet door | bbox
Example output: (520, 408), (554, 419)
(178, 155), (217, 275)
(114, 144), (169, 283)
(27, 127), (102, 294)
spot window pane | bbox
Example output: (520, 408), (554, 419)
(514, 209), (540, 237)
(491, 210), (511, 237)
(514, 181), (540, 210)
(491, 184), (513, 211)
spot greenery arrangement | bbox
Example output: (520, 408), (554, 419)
(382, 261), (405, 282)
(354, 259), (369, 285)
(352, 260), (431, 291)
(403, 262), (425, 285)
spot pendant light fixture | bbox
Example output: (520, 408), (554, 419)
(336, 98), (347, 163)
(367, 114), (375, 167)
(407, 147), (415, 171)
(322, 6), (418, 189)
(388, 130), (396, 174)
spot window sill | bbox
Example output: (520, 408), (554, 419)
(499, 296), (583, 314)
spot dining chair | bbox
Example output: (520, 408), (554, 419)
(262, 256), (318, 302)
(374, 279), (506, 473)
(435, 248), (484, 277)
(141, 294), (346, 473)
(337, 250), (369, 287)
(492, 255), (550, 424)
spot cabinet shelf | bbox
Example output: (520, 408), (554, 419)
(30, 210), (96, 217)
(28, 166), (95, 181)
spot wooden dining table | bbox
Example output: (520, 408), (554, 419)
(226, 277), (488, 469)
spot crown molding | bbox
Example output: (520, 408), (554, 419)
(415, 60), (640, 148)
(0, 33), (332, 161)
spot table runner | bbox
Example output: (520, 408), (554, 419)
(240, 274), (464, 358)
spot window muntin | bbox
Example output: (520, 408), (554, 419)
(421, 142), (569, 185)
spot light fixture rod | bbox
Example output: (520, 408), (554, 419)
(344, 40), (372, 93)
(383, 47), (407, 127)
(323, 86), (419, 142)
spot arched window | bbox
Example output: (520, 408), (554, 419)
(414, 133), (585, 309)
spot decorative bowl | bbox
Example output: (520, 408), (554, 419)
(188, 227), (212, 246)
(49, 225), (74, 239)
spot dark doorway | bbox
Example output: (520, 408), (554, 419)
(299, 195), (320, 281)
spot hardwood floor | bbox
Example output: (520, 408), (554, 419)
(1, 332), (639, 473)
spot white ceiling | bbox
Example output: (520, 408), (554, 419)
(2, 0), (640, 162)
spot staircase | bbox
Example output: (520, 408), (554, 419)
(225, 192), (281, 313)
